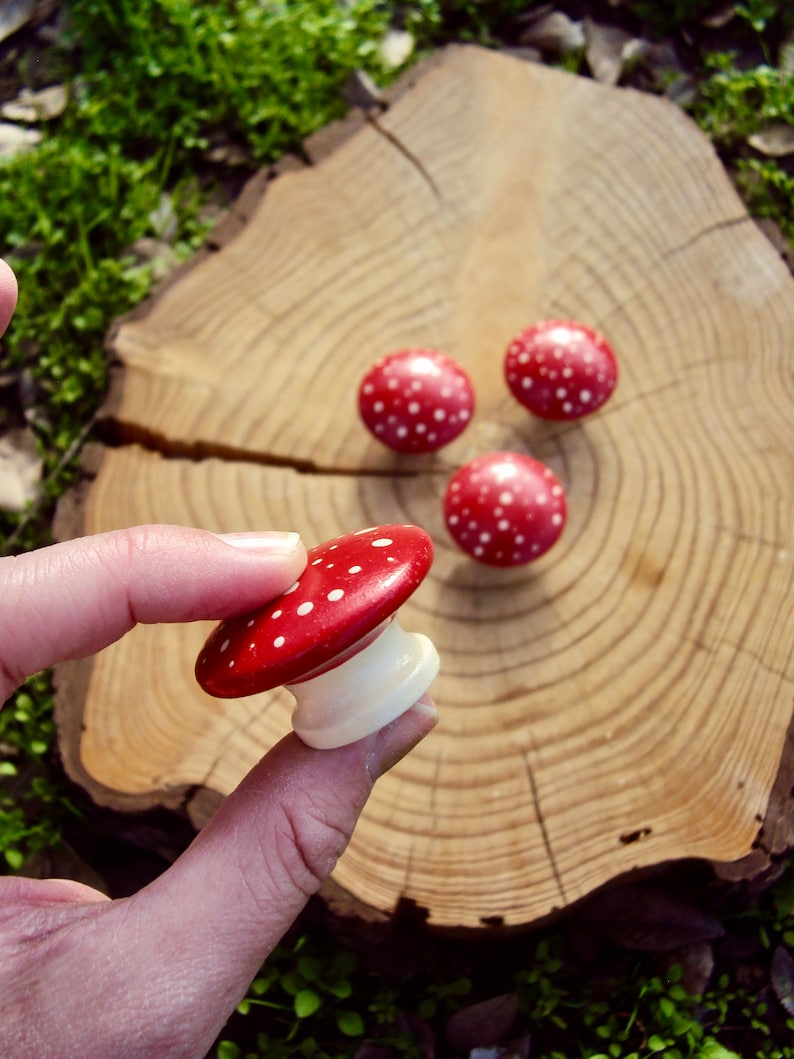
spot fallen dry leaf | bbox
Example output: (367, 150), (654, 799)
(519, 10), (585, 55)
(1, 84), (68, 123)
(379, 29), (414, 69)
(585, 17), (645, 85)
(445, 994), (520, 1051)
(748, 123), (794, 157)
(770, 945), (794, 1017)
(0, 0), (34, 45)
(574, 884), (725, 952)
(0, 427), (42, 513)
(0, 122), (41, 160)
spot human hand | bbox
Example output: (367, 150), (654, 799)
(0, 262), (438, 1058)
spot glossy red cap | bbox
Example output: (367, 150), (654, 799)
(358, 348), (474, 453)
(444, 452), (567, 566)
(504, 319), (617, 420)
(196, 524), (434, 697)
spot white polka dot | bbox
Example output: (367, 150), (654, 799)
(373, 400), (385, 413)
(228, 660), (235, 668)
(408, 401), (421, 414)
(372, 538), (393, 548)
(521, 377), (532, 389)
(448, 514), (459, 525)
(284, 582), (299, 594)
(411, 380), (422, 391)
(479, 532), (491, 543)
(387, 378), (399, 389)
(247, 618), (255, 627)
(416, 423), (427, 434)
(327, 589), (344, 602)
(499, 491), (514, 505)
(271, 609), (282, 619)
(220, 638), (230, 653)
(433, 408), (446, 421)
(297, 601), (314, 616)
(312, 557), (322, 565)
(556, 387), (567, 398)
(498, 519), (510, 531)
(348, 565), (362, 573)
(397, 426), (409, 438)
(274, 636), (285, 648)
(536, 494), (548, 504)
(580, 389), (592, 402)
(552, 513), (563, 526)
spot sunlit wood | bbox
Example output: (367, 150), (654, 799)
(56, 47), (794, 928)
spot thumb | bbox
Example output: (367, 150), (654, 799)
(13, 702), (437, 1059)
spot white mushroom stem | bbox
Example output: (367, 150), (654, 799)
(287, 616), (440, 750)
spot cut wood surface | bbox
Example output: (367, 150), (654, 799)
(55, 46), (794, 929)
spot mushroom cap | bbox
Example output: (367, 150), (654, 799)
(358, 347), (474, 453)
(444, 452), (567, 566)
(504, 319), (618, 420)
(196, 524), (434, 697)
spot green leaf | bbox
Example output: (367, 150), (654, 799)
(336, 1010), (365, 1037)
(215, 1042), (241, 1059)
(294, 989), (321, 1019)
(4, 849), (25, 870)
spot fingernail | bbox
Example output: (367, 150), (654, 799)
(216, 531), (302, 555)
(367, 696), (439, 780)
(412, 692), (439, 723)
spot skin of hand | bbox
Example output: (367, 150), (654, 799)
(0, 258), (438, 1058)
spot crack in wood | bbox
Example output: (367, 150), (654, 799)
(523, 745), (567, 906)
(99, 419), (431, 480)
(661, 214), (753, 260)
(366, 113), (442, 200)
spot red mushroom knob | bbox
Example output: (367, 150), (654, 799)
(195, 525), (439, 749)
(358, 347), (474, 453)
(504, 319), (618, 420)
(443, 452), (567, 566)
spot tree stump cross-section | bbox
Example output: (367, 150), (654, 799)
(55, 46), (794, 929)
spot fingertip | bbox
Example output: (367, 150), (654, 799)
(0, 257), (18, 336)
(366, 695), (439, 780)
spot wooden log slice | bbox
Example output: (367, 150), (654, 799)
(55, 46), (794, 929)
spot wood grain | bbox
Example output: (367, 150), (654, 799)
(57, 46), (794, 928)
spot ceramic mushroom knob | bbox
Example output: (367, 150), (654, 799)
(504, 319), (618, 420)
(358, 347), (474, 453)
(444, 452), (567, 566)
(195, 524), (439, 749)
